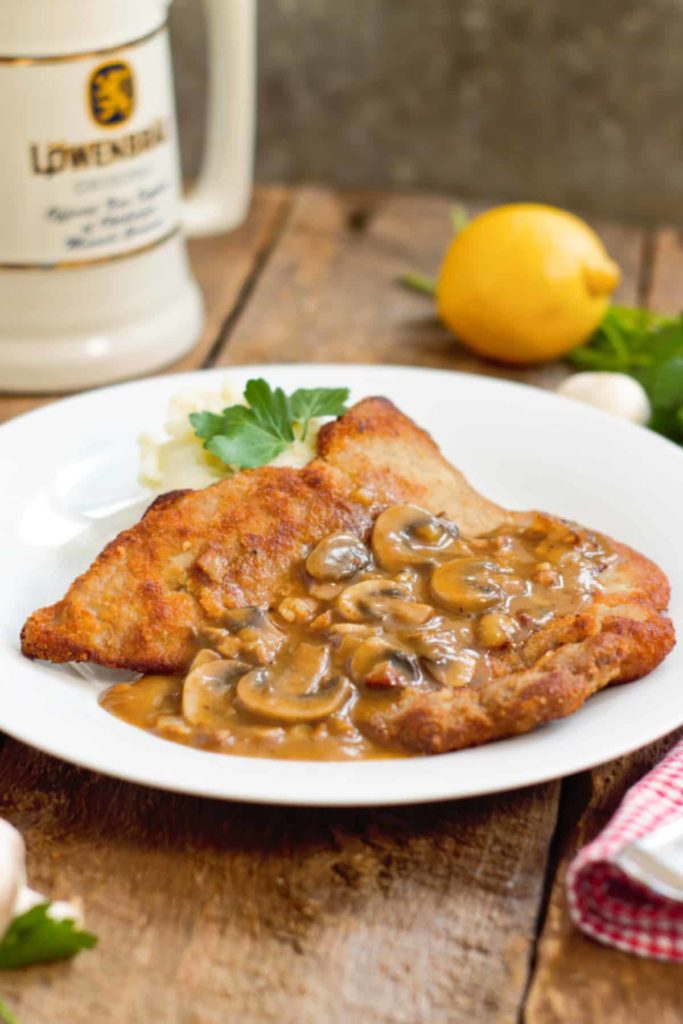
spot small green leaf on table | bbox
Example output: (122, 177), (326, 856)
(0, 904), (97, 971)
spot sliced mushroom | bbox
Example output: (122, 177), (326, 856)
(189, 648), (222, 671)
(401, 624), (477, 688)
(182, 658), (250, 728)
(427, 650), (478, 687)
(371, 505), (459, 572)
(349, 636), (421, 690)
(306, 532), (371, 581)
(235, 643), (351, 722)
(431, 558), (504, 613)
(336, 578), (434, 625)
(214, 606), (285, 665)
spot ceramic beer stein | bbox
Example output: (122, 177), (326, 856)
(0, 0), (256, 392)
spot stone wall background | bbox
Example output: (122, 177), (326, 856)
(170, 0), (683, 223)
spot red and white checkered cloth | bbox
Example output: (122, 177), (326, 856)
(566, 738), (683, 962)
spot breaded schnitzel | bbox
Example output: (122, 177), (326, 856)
(21, 397), (674, 754)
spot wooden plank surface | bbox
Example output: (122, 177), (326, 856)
(0, 187), (678, 1024)
(526, 729), (683, 1024)
(646, 226), (683, 314)
(0, 746), (558, 1024)
(217, 187), (640, 388)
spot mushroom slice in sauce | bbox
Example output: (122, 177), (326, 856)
(189, 648), (223, 671)
(401, 623), (477, 688)
(371, 504), (459, 572)
(306, 532), (371, 581)
(350, 636), (422, 690)
(235, 643), (351, 722)
(430, 558), (505, 613)
(182, 656), (250, 728)
(336, 578), (434, 625)
(214, 606), (285, 665)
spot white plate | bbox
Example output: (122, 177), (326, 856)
(0, 364), (681, 806)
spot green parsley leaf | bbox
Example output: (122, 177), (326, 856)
(569, 305), (683, 447)
(289, 387), (349, 439)
(188, 410), (227, 441)
(206, 421), (290, 469)
(243, 379), (294, 443)
(190, 379), (350, 469)
(0, 999), (19, 1024)
(0, 904), (97, 970)
(570, 306), (683, 373)
(636, 357), (683, 443)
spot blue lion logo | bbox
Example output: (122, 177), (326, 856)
(89, 61), (135, 127)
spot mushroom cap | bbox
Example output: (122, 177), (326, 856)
(350, 635), (422, 689)
(234, 643), (350, 722)
(182, 656), (250, 728)
(336, 578), (434, 625)
(372, 504), (459, 572)
(236, 670), (351, 723)
(306, 532), (371, 581)
(430, 558), (504, 612)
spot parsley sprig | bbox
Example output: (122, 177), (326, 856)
(0, 903), (96, 970)
(570, 306), (683, 445)
(190, 379), (349, 469)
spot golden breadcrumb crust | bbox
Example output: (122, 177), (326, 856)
(21, 398), (675, 754)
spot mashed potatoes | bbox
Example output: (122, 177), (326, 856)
(139, 377), (324, 493)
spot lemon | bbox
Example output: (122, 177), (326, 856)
(436, 203), (621, 364)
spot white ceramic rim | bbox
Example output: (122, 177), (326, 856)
(0, 364), (680, 806)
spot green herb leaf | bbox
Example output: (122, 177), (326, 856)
(398, 271), (438, 297)
(0, 904), (97, 970)
(636, 357), (683, 443)
(243, 379), (294, 443)
(206, 422), (290, 469)
(188, 410), (227, 441)
(191, 379), (350, 469)
(0, 998), (19, 1024)
(570, 306), (683, 373)
(569, 305), (683, 446)
(289, 387), (349, 439)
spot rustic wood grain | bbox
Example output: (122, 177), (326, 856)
(216, 187), (641, 392)
(645, 226), (683, 314)
(525, 729), (683, 1024)
(0, 187), (289, 425)
(0, 744), (558, 1024)
(1, 186), (675, 1024)
(519, 209), (683, 1022)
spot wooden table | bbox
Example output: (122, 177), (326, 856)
(1, 187), (681, 1024)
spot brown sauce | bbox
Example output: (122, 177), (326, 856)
(101, 504), (613, 760)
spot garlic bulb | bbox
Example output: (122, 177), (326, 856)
(0, 818), (83, 940)
(557, 372), (650, 424)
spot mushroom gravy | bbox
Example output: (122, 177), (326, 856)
(101, 504), (614, 760)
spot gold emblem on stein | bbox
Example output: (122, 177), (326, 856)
(88, 60), (135, 127)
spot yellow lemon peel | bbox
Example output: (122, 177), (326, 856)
(436, 204), (621, 365)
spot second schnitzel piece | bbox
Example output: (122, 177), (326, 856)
(21, 397), (674, 757)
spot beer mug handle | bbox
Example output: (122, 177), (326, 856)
(182, 0), (256, 237)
